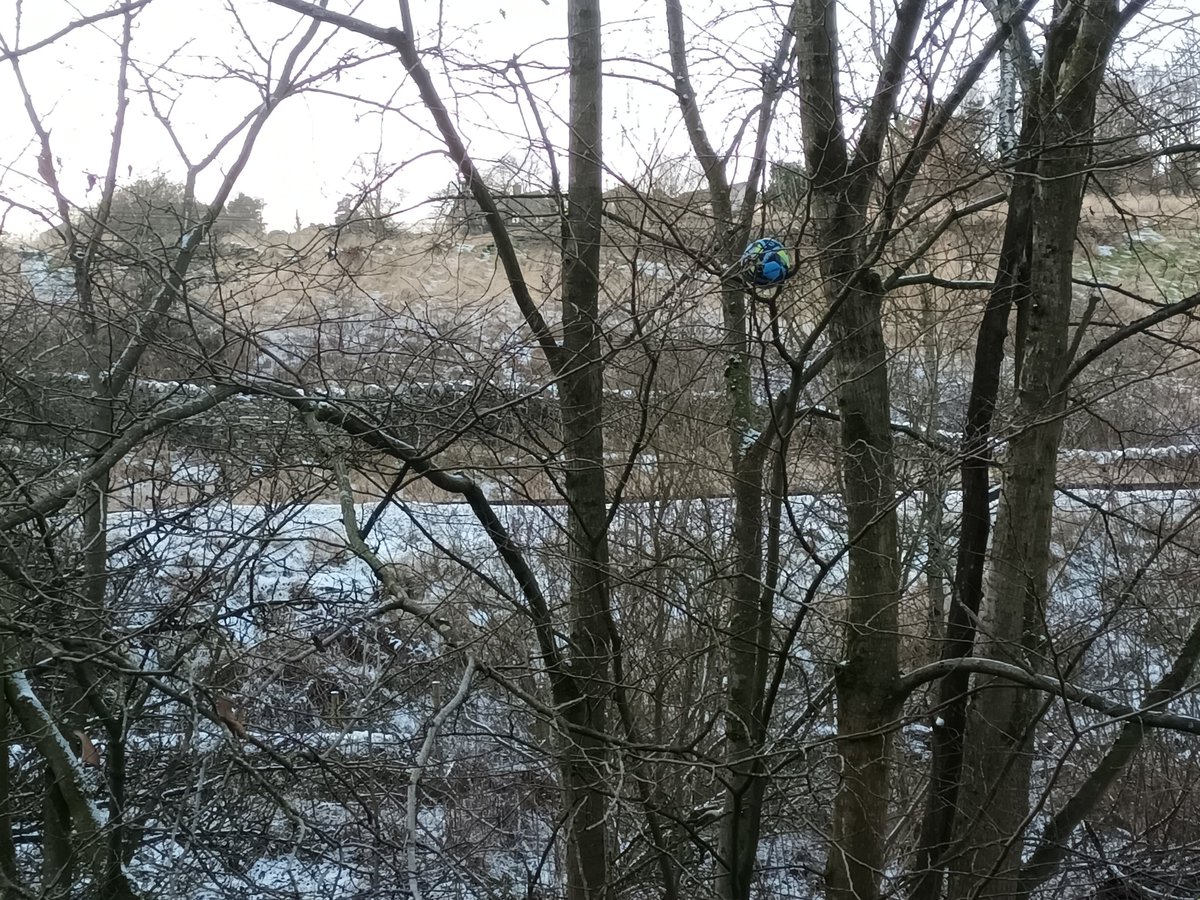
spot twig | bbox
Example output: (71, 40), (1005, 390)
(407, 657), (475, 900)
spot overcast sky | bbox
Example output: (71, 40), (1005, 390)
(0, 0), (1190, 238)
(1, 0), (760, 235)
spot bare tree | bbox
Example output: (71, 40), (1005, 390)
(0, 2), (338, 896)
(6, 2), (1200, 900)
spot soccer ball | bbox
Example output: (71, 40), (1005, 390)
(740, 238), (793, 287)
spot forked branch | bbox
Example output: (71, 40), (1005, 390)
(267, 0), (564, 373)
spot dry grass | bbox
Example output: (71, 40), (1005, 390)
(209, 228), (563, 334)
(13, 191), (1200, 513)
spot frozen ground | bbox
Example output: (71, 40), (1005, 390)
(13, 483), (1198, 899)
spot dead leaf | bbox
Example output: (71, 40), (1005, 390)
(75, 731), (102, 768)
(215, 695), (247, 740)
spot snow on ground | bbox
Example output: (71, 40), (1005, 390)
(108, 485), (1200, 662)
(88, 486), (1200, 897)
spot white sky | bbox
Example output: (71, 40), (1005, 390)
(1, 0), (758, 235)
(0, 0), (1191, 238)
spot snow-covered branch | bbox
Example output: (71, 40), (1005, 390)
(4, 670), (143, 899)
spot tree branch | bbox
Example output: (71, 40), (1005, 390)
(1093, 141), (1200, 172)
(892, 274), (995, 291)
(873, 0), (1040, 251)
(4, 670), (142, 899)
(1018, 605), (1200, 892)
(848, 0), (928, 208)
(0, 1), (151, 63)
(736, 1), (800, 242)
(106, 8), (324, 398)
(1059, 289), (1200, 389)
(894, 657), (1200, 735)
(268, 0), (563, 372)
(0, 387), (239, 534)
(664, 0), (732, 231)
(407, 657), (475, 900)
(883, 192), (1007, 290)
(238, 382), (565, 679)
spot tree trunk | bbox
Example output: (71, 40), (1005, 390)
(820, 264), (901, 900)
(0, 587), (14, 884)
(0, 701), (11, 887)
(42, 768), (73, 900)
(560, 2), (613, 898)
(791, 0), (924, 893)
(951, 423), (1058, 899)
(951, 3), (1121, 895)
(919, 289), (949, 652)
(662, 4), (783, 894)
(719, 438), (767, 900)
(908, 109), (1037, 900)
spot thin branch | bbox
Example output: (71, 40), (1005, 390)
(509, 56), (564, 226)
(1019, 604), (1200, 892)
(874, 0), (1040, 250)
(1, 34), (75, 244)
(736, 0), (800, 242)
(408, 658), (475, 900)
(76, 4), (137, 389)
(321, 432), (467, 642)
(1064, 290), (1102, 372)
(883, 192), (1008, 290)
(268, 0), (563, 372)
(1060, 289), (1200, 389)
(239, 382), (565, 678)
(892, 274), (995, 291)
(1118, 0), (1152, 27)
(0, 387), (239, 534)
(106, 8), (325, 397)
(0, 0), (152, 63)
(894, 657), (1200, 735)
(1093, 140), (1200, 172)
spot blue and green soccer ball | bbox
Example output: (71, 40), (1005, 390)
(740, 238), (793, 287)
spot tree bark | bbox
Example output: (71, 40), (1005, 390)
(951, 3), (1121, 896)
(792, 0), (927, 894)
(560, 3), (613, 898)
(819, 264), (902, 900)
(908, 108), (1037, 900)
